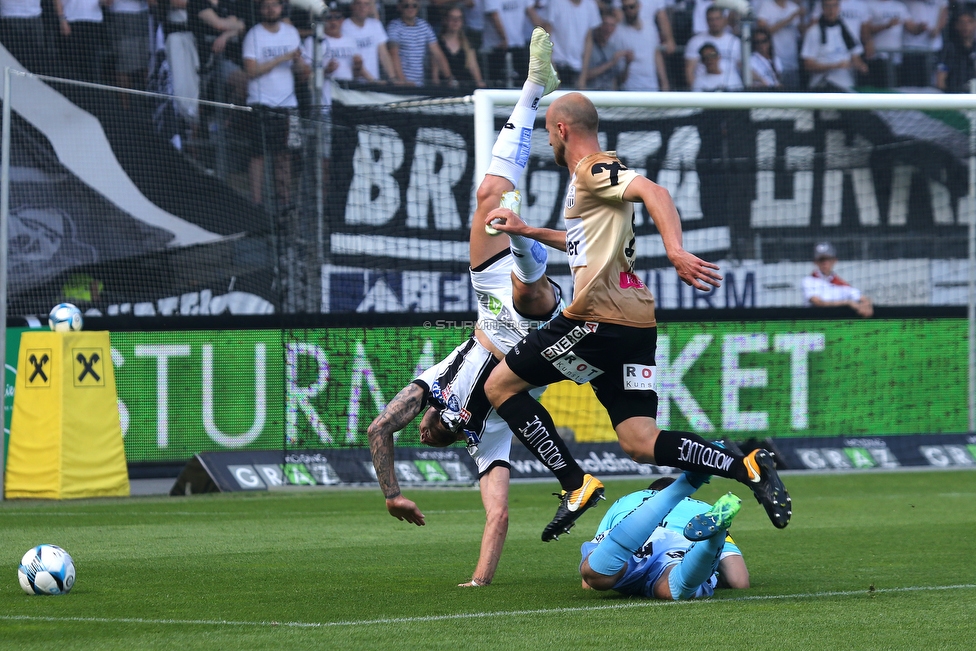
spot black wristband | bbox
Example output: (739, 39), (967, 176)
(384, 490), (401, 500)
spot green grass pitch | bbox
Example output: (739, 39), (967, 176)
(2, 470), (975, 650)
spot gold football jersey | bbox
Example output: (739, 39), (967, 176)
(562, 151), (657, 327)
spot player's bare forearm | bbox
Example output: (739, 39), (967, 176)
(485, 207), (567, 251)
(717, 554), (750, 589)
(367, 383), (425, 499)
(625, 176), (721, 290)
(460, 468), (509, 587)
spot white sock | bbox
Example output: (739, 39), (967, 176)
(485, 81), (545, 187)
(510, 237), (548, 284)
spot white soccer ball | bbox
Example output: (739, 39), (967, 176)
(18, 544), (76, 595)
(49, 303), (83, 332)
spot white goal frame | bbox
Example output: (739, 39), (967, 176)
(473, 89), (976, 433)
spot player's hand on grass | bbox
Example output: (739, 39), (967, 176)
(387, 495), (426, 526)
(669, 249), (722, 291)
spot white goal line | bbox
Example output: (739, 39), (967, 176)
(2, 583), (973, 630)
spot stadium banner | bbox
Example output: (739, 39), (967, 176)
(171, 444), (675, 494)
(102, 317), (965, 464)
(322, 258), (971, 313)
(771, 433), (976, 471)
(170, 433), (976, 493)
(328, 103), (967, 275)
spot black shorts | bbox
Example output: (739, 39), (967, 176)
(507, 314), (658, 428)
(243, 107), (293, 157)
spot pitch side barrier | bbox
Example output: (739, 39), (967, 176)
(5, 307), (969, 493)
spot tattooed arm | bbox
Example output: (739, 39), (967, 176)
(367, 383), (427, 526)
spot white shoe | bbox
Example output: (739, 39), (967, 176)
(528, 27), (560, 96)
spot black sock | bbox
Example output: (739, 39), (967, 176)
(653, 430), (748, 482)
(495, 393), (586, 492)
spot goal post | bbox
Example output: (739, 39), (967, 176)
(473, 89), (976, 433)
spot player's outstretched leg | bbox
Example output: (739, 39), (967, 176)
(543, 473), (605, 541)
(684, 492), (741, 542)
(742, 449), (792, 529)
(650, 430), (791, 529)
(667, 493), (741, 600)
(527, 27), (560, 96)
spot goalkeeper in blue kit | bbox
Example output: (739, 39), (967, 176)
(579, 474), (749, 599)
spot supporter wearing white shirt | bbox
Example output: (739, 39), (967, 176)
(482, 0), (544, 84)
(864, 0), (915, 76)
(303, 4), (357, 110)
(483, 0), (534, 51)
(802, 241), (873, 317)
(755, 0), (803, 88)
(612, 0), (676, 53)
(810, 0), (875, 57)
(691, 43), (744, 89)
(611, 0), (669, 90)
(801, 0), (867, 89)
(749, 27), (784, 87)
(242, 0), (310, 207)
(901, 0), (947, 86)
(243, 17), (303, 107)
(343, 0), (400, 82)
(544, 0), (602, 86)
(685, 5), (741, 87)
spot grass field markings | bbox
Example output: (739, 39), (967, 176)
(3, 584), (974, 630)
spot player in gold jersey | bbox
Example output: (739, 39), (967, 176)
(484, 92), (792, 541)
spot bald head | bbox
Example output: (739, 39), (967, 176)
(548, 93), (599, 135)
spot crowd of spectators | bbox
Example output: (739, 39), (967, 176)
(3, 0), (975, 207)
(5, 0), (974, 96)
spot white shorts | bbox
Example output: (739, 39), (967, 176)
(414, 336), (543, 477)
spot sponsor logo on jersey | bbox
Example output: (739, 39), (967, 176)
(623, 364), (656, 391)
(620, 272), (645, 289)
(567, 240), (580, 256)
(553, 352), (604, 384)
(488, 295), (503, 315)
(447, 393), (460, 412)
(541, 325), (592, 359)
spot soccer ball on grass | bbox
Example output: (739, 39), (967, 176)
(48, 303), (83, 332)
(18, 544), (76, 595)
